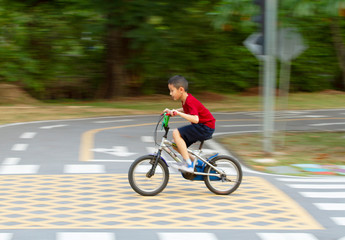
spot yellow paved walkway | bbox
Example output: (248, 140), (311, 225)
(0, 174), (322, 229)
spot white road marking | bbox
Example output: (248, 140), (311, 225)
(0, 165), (39, 174)
(303, 115), (328, 118)
(220, 124), (261, 128)
(40, 124), (67, 129)
(2, 157), (20, 165)
(141, 136), (154, 143)
(64, 164), (105, 174)
(276, 178), (345, 183)
(300, 192), (345, 198)
(90, 159), (134, 162)
(310, 122), (345, 126)
(92, 146), (137, 157)
(158, 232), (217, 240)
(11, 144), (28, 151)
(314, 203), (345, 210)
(57, 232), (115, 240)
(19, 132), (36, 139)
(0, 233), (13, 240)
(94, 119), (133, 124)
(331, 217), (345, 226)
(287, 184), (345, 189)
(257, 233), (318, 240)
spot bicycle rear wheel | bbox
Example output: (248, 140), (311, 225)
(128, 155), (169, 196)
(204, 155), (242, 195)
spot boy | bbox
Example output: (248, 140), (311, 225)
(164, 75), (216, 173)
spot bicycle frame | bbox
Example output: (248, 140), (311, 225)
(155, 117), (224, 178)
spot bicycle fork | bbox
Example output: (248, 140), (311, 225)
(146, 150), (162, 178)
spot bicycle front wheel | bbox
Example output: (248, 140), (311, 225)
(128, 155), (169, 196)
(204, 155), (242, 195)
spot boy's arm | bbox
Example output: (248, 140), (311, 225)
(164, 108), (198, 123)
(173, 110), (199, 124)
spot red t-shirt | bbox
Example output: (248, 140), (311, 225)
(182, 94), (216, 129)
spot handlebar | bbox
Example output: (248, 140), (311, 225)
(162, 112), (170, 128)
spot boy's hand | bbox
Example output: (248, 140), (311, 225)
(163, 108), (178, 116)
(171, 109), (178, 116)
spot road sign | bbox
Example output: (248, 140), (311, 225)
(277, 28), (307, 62)
(244, 32), (264, 59)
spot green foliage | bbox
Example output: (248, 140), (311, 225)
(0, 0), (344, 100)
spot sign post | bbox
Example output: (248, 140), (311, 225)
(276, 28), (307, 146)
(262, 0), (278, 154)
(244, 0), (277, 154)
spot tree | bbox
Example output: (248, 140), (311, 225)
(214, 0), (345, 90)
(281, 0), (345, 90)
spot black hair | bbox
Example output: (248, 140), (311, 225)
(168, 75), (188, 91)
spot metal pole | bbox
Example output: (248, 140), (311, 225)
(262, 0), (277, 154)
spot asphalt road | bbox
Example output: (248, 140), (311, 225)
(0, 109), (344, 240)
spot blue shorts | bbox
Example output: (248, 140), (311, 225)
(178, 124), (215, 147)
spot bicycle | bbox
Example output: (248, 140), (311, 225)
(128, 113), (242, 196)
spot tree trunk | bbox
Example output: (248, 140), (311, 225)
(330, 17), (345, 90)
(97, 23), (129, 99)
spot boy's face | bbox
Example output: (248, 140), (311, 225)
(168, 84), (184, 101)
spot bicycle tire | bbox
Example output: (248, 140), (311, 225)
(204, 155), (242, 195)
(128, 155), (169, 196)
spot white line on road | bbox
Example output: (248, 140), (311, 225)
(220, 124), (261, 128)
(0, 165), (40, 174)
(57, 232), (115, 240)
(93, 119), (133, 124)
(90, 159), (134, 162)
(2, 157), (20, 165)
(331, 217), (345, 226)
(11, 144), (28, 151)
(20, 132), (37, 139)
(300, 192), (345, 198)
(276, 178), (345, 182)
(303, 115), (328, 118)
(287, 184), (345, 189)
(0, 233), (13, 240)
(141, 136), (154, 143)
(40, 124), (68, 129)
(257, 233), (318, 240)
(158, 232), (217, 240)
(314, 203), (345, 210)
(310, 122), (345, 126)
(64, 164), (105, 174)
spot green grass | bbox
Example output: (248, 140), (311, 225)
(219, 132), (345, 174)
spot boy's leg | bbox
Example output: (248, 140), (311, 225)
(172, 129), (189, 161)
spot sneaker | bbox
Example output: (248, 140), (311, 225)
(179, 161), (194, 173)
(170, 161), (184, 171)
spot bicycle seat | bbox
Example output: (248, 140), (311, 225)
(199, 137), (212, 150)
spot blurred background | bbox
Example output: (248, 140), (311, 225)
(0, 0), (344, 101)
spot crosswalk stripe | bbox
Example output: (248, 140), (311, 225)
(57, 232), (115, 240)
(0, 233), (13, 240)
(0, 165), (39, 174)
(331, 217), (345, 226)
(158, 232), (217, 240)
(314, 203), (345, 210)
(287, 184), (345, 189)
(2, 158), (20, 165)
(276, 178), (345, 183)
(257, 233), (318, 240)
(300, 192), (345, 198)
(63, 164), (105, 174)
